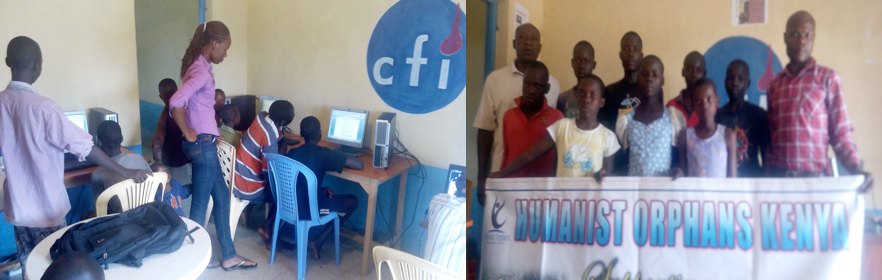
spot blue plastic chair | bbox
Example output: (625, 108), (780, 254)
(265, 153), (340, 280)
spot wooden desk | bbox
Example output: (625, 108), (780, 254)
(64, 166), (99, 188)
(26, 217), (211, 280)
(327, 153), (415, 275)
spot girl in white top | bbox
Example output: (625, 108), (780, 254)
(491, 75), (619, 182)
(674, 78), (737, 178)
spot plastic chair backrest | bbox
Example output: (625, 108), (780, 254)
(373, 245), (459, 280)
(216, 139), (236, 191)
(265, 153), (320, 223)
(96, 172), (168, 217)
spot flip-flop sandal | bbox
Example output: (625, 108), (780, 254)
(222, 258), (258, 271)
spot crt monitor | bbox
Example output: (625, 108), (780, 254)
(64, 111), (88, 132)
(327, 107), (369, 151)
(259, 96), (283, 113)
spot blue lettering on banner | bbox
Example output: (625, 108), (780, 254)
(504, 198), (848, 252)
(596, 200), (611, 246)
(633, 200), (649, 246)
(684, 201), (700, 247)
(650, 200), (665, 246)
(736, 202), (753, 250)
(366, 0), (466, 114)
(611, 201), (626, 246)
(718, 202), (735, 249)
(667, 200), (682, 247)
(544, 199), (559, 243)
(701, 201), (717, 248)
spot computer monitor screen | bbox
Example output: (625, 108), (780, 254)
(446, 164), (466, 196)
(327, 107), (368, 148)
(64, 111), (88, 132)
(259, 96), (282, 113)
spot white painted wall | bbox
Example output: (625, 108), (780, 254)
(0, 1), (141, 146)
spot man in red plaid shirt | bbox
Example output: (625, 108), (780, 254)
(767, 10), (873, 191)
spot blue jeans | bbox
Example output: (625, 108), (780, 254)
(183, 134), (236, 260)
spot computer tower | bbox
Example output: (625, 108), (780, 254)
(88, 107), (118, 136)
(373, 112), (396, 168)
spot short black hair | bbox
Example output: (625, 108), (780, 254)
(521, 60), (548, 79)
(691, 77), (717, 92)
(727, 59), (750, 75)
(621, 31), (643, 49)
(268, 100), (295, 127)
(219, 104), (239, 125)
(158, 78), (176, 89)
(41, 252), (105, 280)
(683, 51), (705, 67)
(640, 55), (664, 74)
(96, 120), (122, 147)
(514, 23), (539, 38)
(573, 40), (595, 58)
(300, 116), (322, 143)
(578, 74), (605, 90)
(787, 10), (816, 30)
(6, 36), (41, 72)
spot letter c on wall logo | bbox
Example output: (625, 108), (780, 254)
(367, 0), (466, 114)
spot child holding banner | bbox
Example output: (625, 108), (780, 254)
(616, 56), (685, 177)
(490, 74), (619, 182)
(718, 60), (769, 178)
(498, 60), (564, 178)
(673, 78), (737, 178)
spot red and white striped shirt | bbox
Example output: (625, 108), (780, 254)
(233, 112), (279, 198)
(766, 58), (860, 174)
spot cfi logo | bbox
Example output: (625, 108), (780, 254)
(705, 36), (783, 109)
(366, 0), (466, 114)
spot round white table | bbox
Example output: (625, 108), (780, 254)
(25, 217), (211, 280)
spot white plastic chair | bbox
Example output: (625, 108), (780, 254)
(373, 245), (458, 280)
(205, 139), (250, 240)
(96, 172), (168, 217)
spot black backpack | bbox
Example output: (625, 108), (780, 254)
(49, 202), (194, 268)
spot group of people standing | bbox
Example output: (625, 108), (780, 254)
(475, 10), (873, 204)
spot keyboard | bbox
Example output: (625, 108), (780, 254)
(63, 153), (97, 171)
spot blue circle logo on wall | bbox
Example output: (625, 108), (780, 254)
(705, 36), (783, 108)
(366, 0), (466, 114)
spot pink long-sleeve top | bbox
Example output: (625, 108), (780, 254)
(169, 55), (219, 136)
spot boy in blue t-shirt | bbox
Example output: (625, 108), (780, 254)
(285, 116), (363, 260)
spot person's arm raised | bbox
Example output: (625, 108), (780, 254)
(490, 134), (555, 178)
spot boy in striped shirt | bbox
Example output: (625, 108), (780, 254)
(233, 100), (298, 241)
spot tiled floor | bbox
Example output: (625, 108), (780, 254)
(197, 222), (376, 280)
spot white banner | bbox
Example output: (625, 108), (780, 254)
(481, 176), (866, 280)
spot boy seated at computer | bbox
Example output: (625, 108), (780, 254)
(284, 116), (363, 260)
(90, 120), (156, 215)
(233, 100), (302, 244)
(218, 104), (243, 146)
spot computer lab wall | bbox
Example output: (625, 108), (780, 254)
(135, 0), (468, 256)
(241, 0), (467, 256)
(0, 1), (142, 147)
